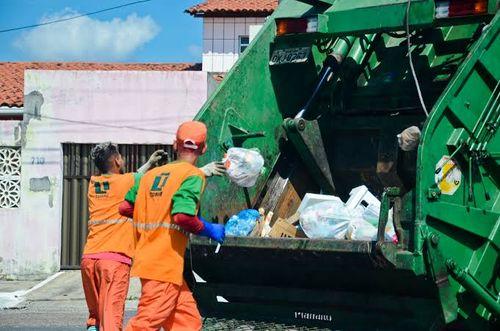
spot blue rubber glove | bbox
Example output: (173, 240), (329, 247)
(199, 217), (225, 243)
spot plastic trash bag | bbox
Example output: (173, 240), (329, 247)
(397, 126), (421, 151)
(385, 214), (398, 243)
(346, 219), (378, 241)
(225, 209), (261, 236)
(299, 200), (350, 239)
(362, 206), (397, 243)
(346, 185), (398, 243)
(297, 193), (342, 213)
(224, 148), (264, 187)
(361, 203), (380, 227)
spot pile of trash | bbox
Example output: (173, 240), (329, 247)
(299, 186), (397, 242)
(219, 148), (397, 242)
(224, 207), (301, 238)
(225, 185), (398, 243)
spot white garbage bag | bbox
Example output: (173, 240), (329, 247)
(299, 200), (350, 239)
(397, 126), (421, 151)
(346, 185), (398, 242)
(223, 148), (264, 187)
(346, 219), (378, 241)
(361, 203), (380, 227)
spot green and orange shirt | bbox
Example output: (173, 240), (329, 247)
(130, 161), (206, 285)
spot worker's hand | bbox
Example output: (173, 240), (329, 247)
(138, 150), (166, 173)
(200, 161), (226, 177)
(148, 150), (166, 166)
(199, 219), (225, 243)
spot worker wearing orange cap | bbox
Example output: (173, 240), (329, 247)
(82, 143), (164, 331)
(125, 121), (225, 331)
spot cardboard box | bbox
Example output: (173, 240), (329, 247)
(268, 219), (306, 238)
(258, 177), (304, 225)
(284, 211), (300, 225)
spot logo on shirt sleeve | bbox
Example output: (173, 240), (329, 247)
(150, 173), (170, 197)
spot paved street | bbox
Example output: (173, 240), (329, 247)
(0, 300), (138, 330)
(0, 271), (139, 330)
(0, 271), (330, 330)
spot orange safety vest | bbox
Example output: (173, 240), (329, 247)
(131, 161), (205, 285)
(83, 173), (135, 258)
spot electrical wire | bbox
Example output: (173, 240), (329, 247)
(24, 113), (176, 135)
(406, 0), (430, 117)
(0, 0), (153, 34)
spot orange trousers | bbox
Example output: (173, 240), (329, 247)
(125, 279), (202, 331)
(81, 258), (131, 331)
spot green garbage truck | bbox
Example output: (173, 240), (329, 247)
(187, 0), (500, 329)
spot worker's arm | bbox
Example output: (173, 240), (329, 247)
(137, 150), (166, 174)
(172, 175), (225, 243)
(199, 161), (226, 177)
(118, 172), (143, 218)
(172, 213), (204, 234)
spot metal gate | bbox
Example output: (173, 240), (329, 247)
(61, 143), (173, 269)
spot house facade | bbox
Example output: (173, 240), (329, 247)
(0, 1), (280, 280)
(0, 62), (207, 279)
(187, 0), (277, 72)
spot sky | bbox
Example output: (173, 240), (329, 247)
(0, 0), (203, 63)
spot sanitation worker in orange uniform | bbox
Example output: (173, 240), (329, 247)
(125, 121), (225, 331)
(81, 143), (164, 331)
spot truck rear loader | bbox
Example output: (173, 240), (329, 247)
(187, 1), (500, 329)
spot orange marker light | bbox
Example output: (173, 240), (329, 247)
(276, 17), (318, 36)
(473, 0), (487, 14)
(436, 0), (488, 18)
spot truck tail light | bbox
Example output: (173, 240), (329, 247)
(435, 0), (488, 19)
(276, 17), (318, 36)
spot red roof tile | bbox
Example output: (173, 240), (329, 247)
(186, 0), (278, 17)
(0, 62), (201, 108)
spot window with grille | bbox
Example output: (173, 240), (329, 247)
(0, 147), (21, 208)
(239, 35), (250, 53)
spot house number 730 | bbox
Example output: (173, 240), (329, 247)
(31, 157), (45, 165)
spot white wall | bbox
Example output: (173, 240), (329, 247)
(0, 121), (20, 146)
(0, 69), (207, 279)
(0, 121), (22, 278)
(202, 17), (265, 72)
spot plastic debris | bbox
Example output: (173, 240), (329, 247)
(397, 126), (421, 151)
(299, 200), (351, 239)
(297, 193), (342, 213)
(225, 209), (261, 236)
(223, 148), (265, 187)
(346, 185), (397, 242)
(261, 211), (273, 237)
(345, 185), (379, 211)
(297, 186), (398, 242)
(345, 219), (378, 241)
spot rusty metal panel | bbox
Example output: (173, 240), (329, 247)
(61, 143), (173, 269)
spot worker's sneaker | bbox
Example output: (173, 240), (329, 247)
(87, 326), (98, 331)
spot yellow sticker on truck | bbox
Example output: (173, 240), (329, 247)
(435, 156), (462, 195)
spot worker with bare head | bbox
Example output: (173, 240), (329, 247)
(91, 143), (126, 174)
(126, 121), (225, 331)
(81, 142), (164, 331)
